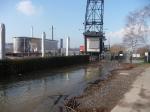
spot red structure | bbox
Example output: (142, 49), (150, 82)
(80, 46), (85, 52)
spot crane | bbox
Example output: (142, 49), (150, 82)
(83, 0), (105, 57)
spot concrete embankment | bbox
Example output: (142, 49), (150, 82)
(0, 55), (89, 76)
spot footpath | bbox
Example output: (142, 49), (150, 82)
(111, 66), (150, 112)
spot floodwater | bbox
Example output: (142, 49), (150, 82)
(0, 61), (119, 112)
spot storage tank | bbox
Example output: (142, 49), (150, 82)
(13, 37), (26, 53)
(13, 37), (58, 54)
(13, 37), (41, 53)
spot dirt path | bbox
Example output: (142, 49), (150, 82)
(64, 63), (150, 112)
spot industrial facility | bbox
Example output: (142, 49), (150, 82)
(13, 37), (58, 54)
(1, 0), (106, 59)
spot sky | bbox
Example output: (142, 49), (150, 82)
(0, 0), (149, 48)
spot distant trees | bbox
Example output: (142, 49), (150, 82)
(137, 45), (150, 57)
(110, 44), (126, 54)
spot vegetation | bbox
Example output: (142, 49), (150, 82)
(137, 46), (150, 57)
(123, 4), (150, 52)
(110, 44), (126, 54)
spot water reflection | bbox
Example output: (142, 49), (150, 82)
(84, 67), (101, 80)
(65, 73), (69, 81)
(0, 61), (119, 112)
(0, 66), (87, 112)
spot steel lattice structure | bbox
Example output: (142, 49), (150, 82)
(84, 0), (104, 35)
(83, 0), (105, 56)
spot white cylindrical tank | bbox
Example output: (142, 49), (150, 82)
(41, 32), (46, 57)
(0, 23), (5, 59)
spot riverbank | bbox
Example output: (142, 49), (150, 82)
(64, 63), (149, 112)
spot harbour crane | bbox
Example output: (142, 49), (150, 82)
(83, 0), (105, 57)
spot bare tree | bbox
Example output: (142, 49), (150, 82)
(123, 5), (150, 54)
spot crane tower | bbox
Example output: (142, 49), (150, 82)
(84, 0), (105, 56)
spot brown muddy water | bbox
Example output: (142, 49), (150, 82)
(0, 61), (119, 112)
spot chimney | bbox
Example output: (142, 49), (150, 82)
(52, 25), (54, 40)
(60, 38), (63, 48)
(31, 26), (33, 37)
(66, 37), (70, 56)
(0, 23), (5, 60)
(41, 32), (46, 57)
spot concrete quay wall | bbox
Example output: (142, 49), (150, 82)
(0, 55), (89, 76)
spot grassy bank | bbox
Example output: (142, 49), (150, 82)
(0, 55), (89, 76)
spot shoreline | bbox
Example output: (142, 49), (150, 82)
(64, 63), (149, 112)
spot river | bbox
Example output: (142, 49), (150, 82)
(0, 61), (119, 112)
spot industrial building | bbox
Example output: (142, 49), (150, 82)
(13, 37), (58, 54)
(6, 43), (13, 53)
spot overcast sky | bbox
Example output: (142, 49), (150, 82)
(0, 0), (149, 47)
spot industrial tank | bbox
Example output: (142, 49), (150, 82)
(13, 37), (41, 53)
(13, 37), (27, 53)
(13, 37), (58, 53)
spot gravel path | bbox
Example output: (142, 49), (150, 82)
(65, 63), (149, 112)
(112, 65), (150, 112)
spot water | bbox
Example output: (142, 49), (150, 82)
(0, 64), (100, 112)
(0, 61), (119, 112)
